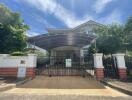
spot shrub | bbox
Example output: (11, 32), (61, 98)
(11, 51), (25, 56)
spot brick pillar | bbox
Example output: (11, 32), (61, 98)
(26, 68), (35, 79)
(27, 54), (37, 79)
(118, 69), (127, 80)
(93, 53), (104, 80)
(95, 68), (104, 80)
(113, 54), (127, 80)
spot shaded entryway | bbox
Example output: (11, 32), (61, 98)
(18, 76), (105, 89)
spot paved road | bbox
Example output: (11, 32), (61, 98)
(0, 94), (131, 100)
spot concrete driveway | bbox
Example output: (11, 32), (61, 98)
(0, 94), (131, 100)
(17, 76), (105, 89)
(2, 76), (128, 98)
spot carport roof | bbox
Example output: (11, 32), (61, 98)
(28, 32), (96, 50)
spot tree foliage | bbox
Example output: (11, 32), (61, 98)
(90, 24), (125, 54)
(0, 4), (29, 53)
(124, 17), (132, 34)
(90, 17), (132, 54)
(124, 17), (132, 51)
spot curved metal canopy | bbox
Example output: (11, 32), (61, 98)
(28, 33), (96, 50)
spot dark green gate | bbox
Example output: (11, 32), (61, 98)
(36, 55), (94, 77)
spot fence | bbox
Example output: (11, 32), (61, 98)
(36, 55), (94, 76)
(103, 55), (119, 79)
(125, 56), (132, 77)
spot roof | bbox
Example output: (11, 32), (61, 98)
(47, 20), (104, 33)
(47, 28), (72, 34)
(28, 32), (96, 50)
(28, 20), (100, 50)
(73, 20), (104, 30)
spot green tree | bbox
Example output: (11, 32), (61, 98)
(124, 17), (132, 34)
(91, 24), (124, 54)
(0, 4), (29, 53)
(124, 17), (132, 51)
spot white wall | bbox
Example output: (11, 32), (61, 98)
(0, 54), (37, 68)
(112, 54), (126, 69)
(93, 53), (104, 68)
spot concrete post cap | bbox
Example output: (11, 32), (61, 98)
(112, 53), (125, 57)
(93, 53), (103, 56)
(28, 54), (37, 56)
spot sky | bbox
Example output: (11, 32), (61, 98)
(0, 0), (132, 36)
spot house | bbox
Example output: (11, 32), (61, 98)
(28, 20), (102, 65)
(0, 20), (127, 80)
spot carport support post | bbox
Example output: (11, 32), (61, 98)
(50, 50), (54, 65)
(93, 53), (104, 80)
(112, 54), (127, 80)
(80, 49), (84, 65)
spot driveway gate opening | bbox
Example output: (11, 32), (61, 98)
(103, 56), (119, 79)
(36, 55), (94, 77)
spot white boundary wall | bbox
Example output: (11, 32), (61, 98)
(0, 54), (37, 68)
(0, 54), (37, 78)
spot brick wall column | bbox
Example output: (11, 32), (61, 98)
(27, 54), (37, 79)
(93, 53), (104, 80)
(26, 68), (35, 78)
(113, 54), (127, 80)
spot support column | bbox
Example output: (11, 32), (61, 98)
(93, 53), (104, 80)
(50, 50), (54, 65)
(80, 49), (84, 65)
(112, 54), (127, 80)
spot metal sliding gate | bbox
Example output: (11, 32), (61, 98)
(103, 56), (119, 79)
(36, 55), (94, 77)
(125, 56), (132, 76)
